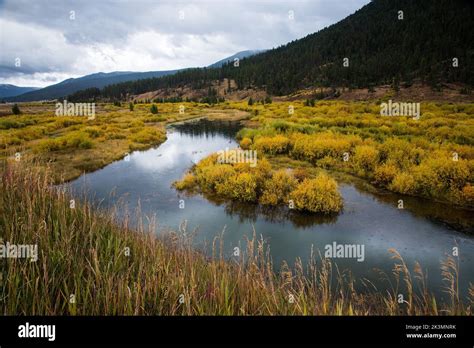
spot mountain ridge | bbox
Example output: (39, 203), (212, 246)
(5, 50), (264, 102)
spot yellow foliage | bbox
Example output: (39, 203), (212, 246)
(260, 170), (297, 205)
(173, 173), (196, 190)
(254, 135), (290, 155)
(239, 137), (252, 150)
(389, 172), (416, 195)
(353, 145), (379, 174)
(374, 163), (398, 186)
(290, 174), (343, 213)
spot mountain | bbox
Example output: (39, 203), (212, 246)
(8, 51), (264, 102)
(88, 0), (473, 99)
(208, 50), (266, 68)
(6, 70), (179, 102)
(0, 84), (40, 99)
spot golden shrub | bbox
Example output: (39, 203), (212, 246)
(389, 172), (416, 195)
(289, 174), (343, 213)
(173, 173), (196, 190)
(260, 170), (297, 205)
(196, 163), (236, 192)
(353, 145), (379, 174)
(226, 172), (258, 202)
(254, 135), (290, 155)
(373, 163), (398, 186)
(292, 168), (309, 182)
(239, 137), (252, 150)
(461, 184), (474, 205)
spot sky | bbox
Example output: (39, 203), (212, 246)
(0, 0), (369, 87)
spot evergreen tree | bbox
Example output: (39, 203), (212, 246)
(12, 104), (21, 115)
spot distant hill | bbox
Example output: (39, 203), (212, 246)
(7, 50), (264, 102)
(6, 70), (179, 102)
(0, 84), (39, 99)
(208, 50), (266, 68)
(86, 0), (473, 99)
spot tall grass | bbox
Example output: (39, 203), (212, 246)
(0, 162), (472, 315)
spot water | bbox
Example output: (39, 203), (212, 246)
(69, 118), (474, 301)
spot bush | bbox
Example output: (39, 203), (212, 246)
(254, 135), (290, 155)
(260, 170), (297, 205)
(461, 184), (474, 205)
(374, 163), (398, 186)
(150, 104), (158, 114)
(290, 174), (343, 213)
(239, 137), (252, 150)
(130, 128), (163, 144)
(226, 172), (258, 202)
(389, 172), (416, 194)
(353, 145), (379, 175)
(292, 168), (309, 182)
(173, 173), (196, 190)
(12, 104), (21, 115)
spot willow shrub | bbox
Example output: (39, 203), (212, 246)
(290, 174), (343, 214)
(174, 153), (343, 214)
(259, 169), (297, 205)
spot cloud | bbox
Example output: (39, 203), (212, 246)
(0, 0), (369, 87)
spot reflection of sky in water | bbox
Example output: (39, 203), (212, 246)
(69, 119), (474, 301)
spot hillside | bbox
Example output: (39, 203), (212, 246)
(0, 84), (39, 98)
(6, 70), (179, 102)
(77, 0), (473, 101)
(7, 51), (263, 102)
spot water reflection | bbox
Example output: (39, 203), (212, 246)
(201, 193), (338, 227)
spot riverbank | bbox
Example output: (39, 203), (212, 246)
(0, 102), (250, 182)
(1, 162), (472, 315)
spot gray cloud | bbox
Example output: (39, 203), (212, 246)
(0, 0), (369, 87)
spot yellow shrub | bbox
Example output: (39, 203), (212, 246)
(353, 145), (379, 174)
(196, 164), (236, 192)
(173, 173), (196, 190)
(254, 135), (290, 155)
(461, 184), (474, 205)
(225, 172), (258, 202)
(130, 128), (164, 144)
(292, 168), (309, 182)
(373, 163), (398, 186)
(291, 132), (351, 162)
(290, 174), (343, 213)
(240, 137), (252, 150)
(260, 170), (297, 205)
(389, 172), (416, 195)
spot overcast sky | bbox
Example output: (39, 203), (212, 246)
(0, 0), (369, 87)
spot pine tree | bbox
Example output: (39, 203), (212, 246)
(12, 104), (21, 115)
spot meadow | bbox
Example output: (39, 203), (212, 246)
(0, 99), (473, 315)
(0, 102), (247, 181)
(175, 100), (474, 209)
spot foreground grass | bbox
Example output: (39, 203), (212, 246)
(1, 162), (472, 315)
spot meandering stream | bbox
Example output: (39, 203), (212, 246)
(69, 118), (474, 301)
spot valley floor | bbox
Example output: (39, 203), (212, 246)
(0, 99), (473, 315)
